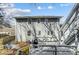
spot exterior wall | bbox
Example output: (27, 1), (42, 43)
(15, 17), (60, 43)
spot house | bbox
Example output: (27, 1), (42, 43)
(15, 16), (62, 45)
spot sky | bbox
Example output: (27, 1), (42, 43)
(0, 3), (75, 24)
(13, 3), (74, 24)
(14, 3), (74, 16)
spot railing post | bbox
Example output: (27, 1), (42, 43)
(74, 29), (78, 55)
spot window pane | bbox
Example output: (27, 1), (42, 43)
(51, 31), (53, 35)
(27, 30), (31, 36)
(38, 31), (41, 35)
(48, 31), (50, 35)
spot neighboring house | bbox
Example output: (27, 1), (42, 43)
(15, 16), (62, 45)
(0, 15), (15, 49)
(0, 25), (15, 49)
(0, 26), (15, 36)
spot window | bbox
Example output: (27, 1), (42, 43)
(45, 19), (48, 22)
(38, 19), (40, 23)
(38, 31), (41, 35)
(28, 19), (31, 24)
(51, 31), (53, 35)
(48, 31), (53, 35)
(48, 31), (50, 35)
(27, 30), (31, 36)
(28, 21), (31, 24)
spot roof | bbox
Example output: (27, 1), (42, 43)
(14, 16), (62, 19)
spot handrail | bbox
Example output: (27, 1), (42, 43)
(61, 4), (79, 33)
